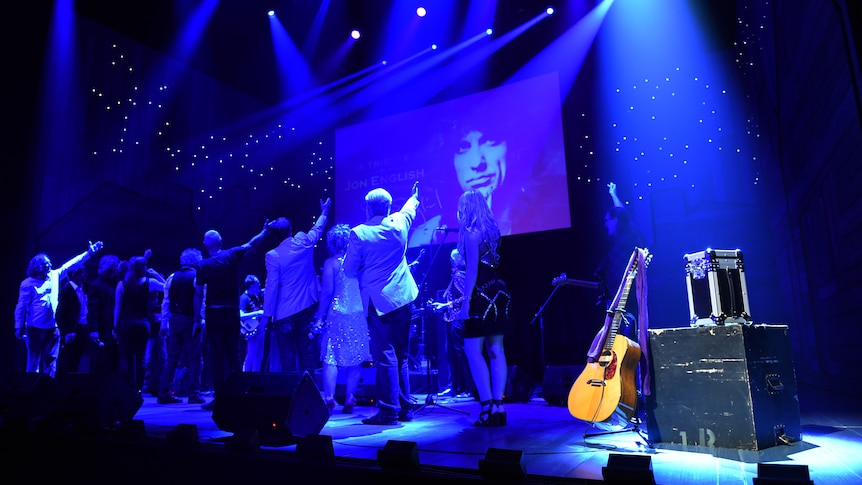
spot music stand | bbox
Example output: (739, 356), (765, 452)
(528, 285), (560, 372)
(411, 232), (468, 416)
(532, 274), (601, 373)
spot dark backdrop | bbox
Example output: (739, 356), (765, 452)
(3, 1), (861, 399)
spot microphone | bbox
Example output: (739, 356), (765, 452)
(435, 226), (459, 233)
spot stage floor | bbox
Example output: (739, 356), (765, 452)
(124, 380), (862, 485)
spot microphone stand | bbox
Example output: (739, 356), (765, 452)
(529, 284), (561, 375)
(412, 230), (468, 416)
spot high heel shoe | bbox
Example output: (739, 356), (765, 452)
(472, 400), (500, 427)
(325, 398), (336, 414)
(342, 396), (356, 414)
(491, 399), (507, 426)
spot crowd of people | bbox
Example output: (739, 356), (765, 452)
(12, 181), (548, 428)
(14, 181), (643, 429)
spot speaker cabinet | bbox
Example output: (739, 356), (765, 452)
(52, 373), (144, 430)
(503, 365), (535, 403)
(645, 324), (801, 451)
(541, 365), (583, 406)
(213, 371), (329, 445)
(0, 372), (59, 427)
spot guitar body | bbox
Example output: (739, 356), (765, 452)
(567, 335), (642, 423)
(240, 317), (260, 337)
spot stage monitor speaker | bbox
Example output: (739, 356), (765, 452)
(213, 371), (329, 446)
(541, 365), (583, 406)
(52, 372), (144, 430)
(0, 372), (59, 428)
(646, 324), (801, 451)
(503, 365), (535, 403)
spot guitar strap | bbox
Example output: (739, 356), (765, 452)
(635, 249), (650, 396)
(586, 247), (652, 396)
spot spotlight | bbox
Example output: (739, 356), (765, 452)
(351, 30), (361, 40)
(267, 10), (275, 18)
(167, 424), (199, 447)
(296, 434), (335, 465)
(225, 428), (260, 452)
(431, 44), (437, 50)
(486, 28), (493, 36)
(115, 419), (147, 441)
(378, 440), (420, 472)
(753, 464), (813, 484)
(417, 7), (426, 17)
(546, 7), (555, 16)
(478, 448), (527, 482)
(601, 453), (655, 484)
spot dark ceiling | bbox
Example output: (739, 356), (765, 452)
(67, 1), (550, 105)
(71, 0), (369, 104)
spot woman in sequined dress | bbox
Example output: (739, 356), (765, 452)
(457, 190), (512, 427)
(314, 223), (372, 414)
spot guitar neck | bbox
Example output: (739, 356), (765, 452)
(604, 266), (637, 352)
(555, 278), (600, 290)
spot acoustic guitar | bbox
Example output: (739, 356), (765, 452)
(567, 248), (650, 425)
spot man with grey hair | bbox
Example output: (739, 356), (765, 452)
(343, 182), (420, 425)
(195, 220), (273, 410)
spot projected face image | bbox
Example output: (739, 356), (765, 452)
(335, 72), (570, 239)
(453, 130), (507, 203)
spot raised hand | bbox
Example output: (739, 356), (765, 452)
(88, 240), (104, 255)
(320, 197), (332, 214)
(607, 182), (623, 207)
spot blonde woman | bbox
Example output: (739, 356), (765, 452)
(456, 190), (512, 426)
(314, 223), (372, 414)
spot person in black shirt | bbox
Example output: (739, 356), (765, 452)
(195, 221), (273, 410)
(87, 254), (121, 374)
(594, 182), (645, 339)
(157, 248), (205, 405)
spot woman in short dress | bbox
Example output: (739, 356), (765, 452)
(457, 190), (512, 426)
(314, 223), (372, 414)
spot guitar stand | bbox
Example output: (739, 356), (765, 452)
(583, 393), (654, 449)
(583, 419), (654, 449)
(529, 284), (562, 372)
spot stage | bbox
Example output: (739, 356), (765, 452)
(3, 374), (859, 484)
